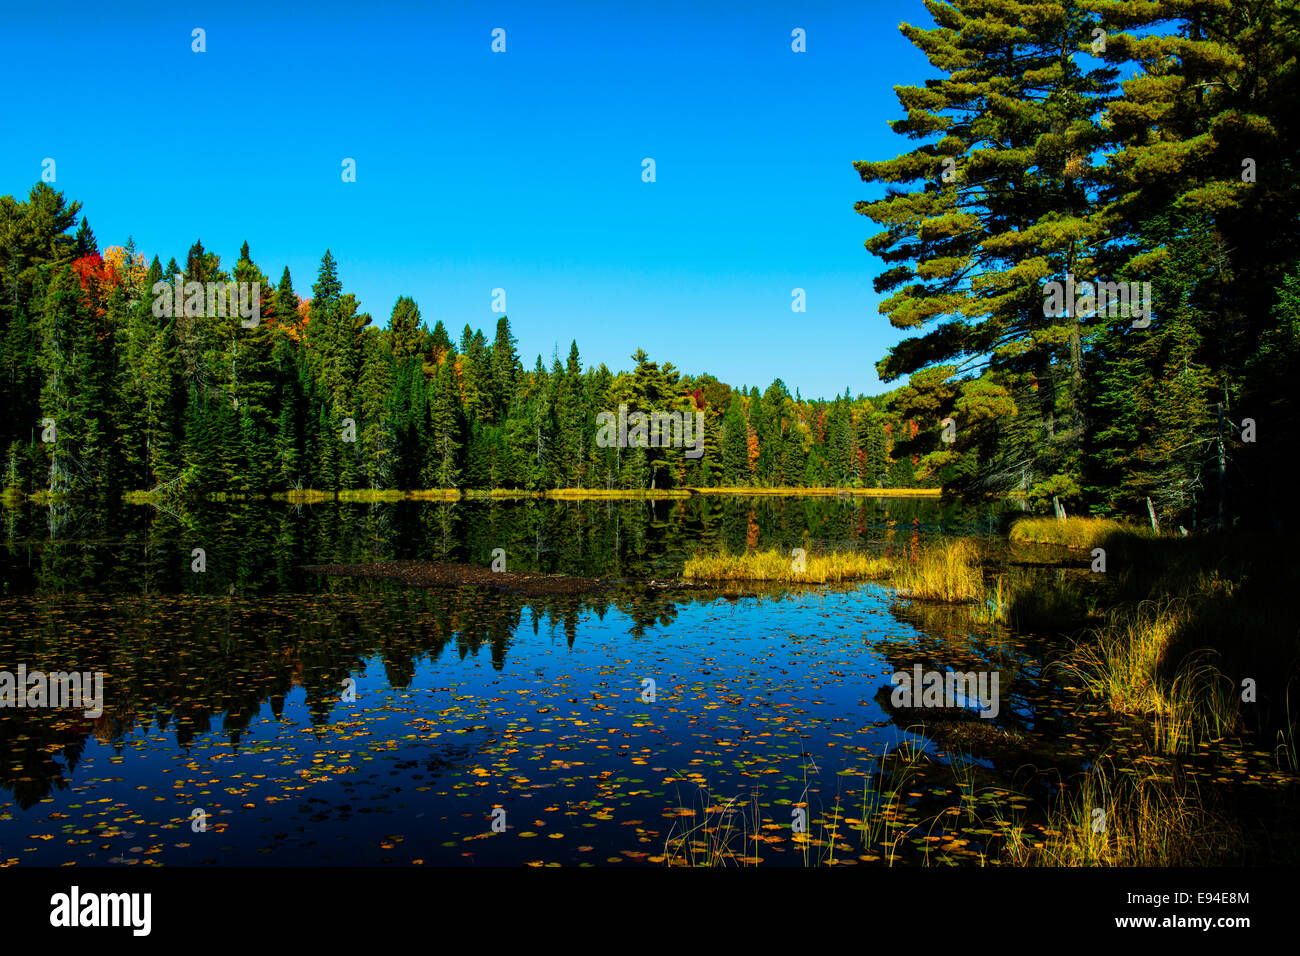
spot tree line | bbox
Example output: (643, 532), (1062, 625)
(0, 189), (918, 499)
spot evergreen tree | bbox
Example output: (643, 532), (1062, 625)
(274, 267), (299, 329)
(490, 315), (520, 420)
(426, 360), (463, 488)
(721, 393), (749, 484)
(73, 217), (96, 257)
(389, 295), (425, 362)
(855, 0), (1117, 504)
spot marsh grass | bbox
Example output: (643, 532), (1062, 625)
(662, 746), (949, 867)
(793, 747), (927, 867)
(546, 488), (691, 499)
(683, 547), (892, 583)
(892, 539), (985, 603)
(276, 489), (333, 503)
(846, 742), (1021, 867)
(675, 521), (1293, 867)
(16, 485), (944, 504)
(1274, 680), (1299, 772)
(272, 487), (695, 503)
(1009, 515), (1157, 549)
(683, 538), (986, 602)
(345, 488), (460, 501)
(863, 743), (929, 865)
(1002, 759), (1237, 866)
(1064, 597), (1244, 753)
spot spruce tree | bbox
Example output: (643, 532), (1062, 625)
(73, 217), (96, 257)
(490, 315), (520, 419)
(389, 296), (425, 362)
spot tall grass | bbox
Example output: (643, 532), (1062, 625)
(1277, 681), (1299, 772)
(892, 539), (985, 603)
(273, 488), (464, 502)
(683, 538), (986, 602)
(1069, 598), (1182, 715)
(1009, 515), (1157, 549)
(1002, 760), (1237, 866)
(1064, 597), (1240, 753)
(852, 743), (929, 865)
(546, 488), (691, 499)
(345, 488), (461, 501)
(683, 547), (892, 583)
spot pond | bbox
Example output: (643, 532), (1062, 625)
(0, 495), (1123, 866)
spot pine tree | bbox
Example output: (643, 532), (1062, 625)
(1, 184), (81, 453)
(855, 0), (1117, 505)
(38, 261), (121, 497)
(461, 328), (495, 423)
(429, 320), (453, 362)
(555, 341), (587, 487)
(229, 242), (277, 490)
(1090, 0), (1300, 526)
(306, 250), (342, 377)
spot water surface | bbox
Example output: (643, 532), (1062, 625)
(3, 495), (1071, 866)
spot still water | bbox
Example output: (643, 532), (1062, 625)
(3, 495), (1065, 866)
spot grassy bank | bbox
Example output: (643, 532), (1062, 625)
(1008, 515), (1158, 548)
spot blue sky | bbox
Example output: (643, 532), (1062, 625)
(2, 0), (935, 400)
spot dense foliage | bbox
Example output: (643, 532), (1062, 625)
(0, 195), (915, 498)
(856, 0), (1300, 530)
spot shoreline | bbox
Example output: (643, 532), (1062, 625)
(6, 486), (950, 506)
